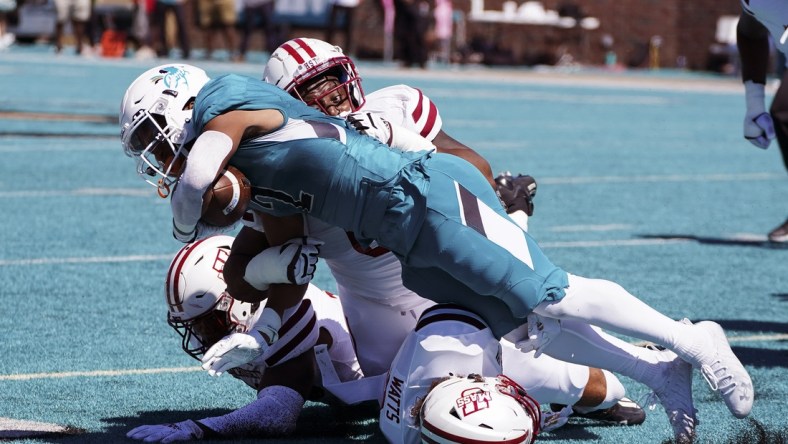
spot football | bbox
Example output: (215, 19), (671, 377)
(201, 166), (251, 227)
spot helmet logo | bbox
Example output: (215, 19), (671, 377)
(213, 248), (229, 277)
(152, 67), (190, 89)
(456, 388), (492, 416)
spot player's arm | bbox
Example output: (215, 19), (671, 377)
(432, 129), (496, 188)
(127, 354), (315, 442)
(171, 109), (285, 242)
(736, 10), (776, 149)
(737, 10), (770, 84)
(224, 225), (271, 303)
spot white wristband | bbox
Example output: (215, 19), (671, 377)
(744, 80), (767, 115)
(255, 307), (281, 344)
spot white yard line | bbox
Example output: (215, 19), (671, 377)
(0, 366), (202, 381)
(0, 254), (173, 266)
(0, 188), (153, 198)
(540, 238), (690, 248)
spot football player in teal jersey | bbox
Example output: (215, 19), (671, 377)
(120, 64), (753, 444)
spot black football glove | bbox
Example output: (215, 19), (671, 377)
(494, 172), (537, 217)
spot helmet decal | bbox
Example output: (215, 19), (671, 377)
(456, 387), (493, 416)
(119, 64), (210, 191)
(153, 66), (190, 89)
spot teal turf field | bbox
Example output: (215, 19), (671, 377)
(0, 48), (786, 443)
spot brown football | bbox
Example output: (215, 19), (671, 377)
(201, 166), (251, 227)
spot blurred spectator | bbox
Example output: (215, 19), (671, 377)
(54, 0), (93, 54)
(149, 0), (190, 58)
(394, 0), (429, 68)
(0, 0), (15, 50)
(431, 0), (451, 64)
(128, 0), (152, 54)
(195, 0), (237, 60)
(325, 0), (359, 56)
(237, 0), (280, 61)
(90, 0), (135, 56)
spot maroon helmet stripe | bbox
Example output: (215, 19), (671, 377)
(282, 41), (306, 64)
(421, 101), (439, 137)
(422, 419), (526, 444)
(293, 37), (317, 59)
(412, 88), (425, 122)
(167, 238), (209, 312)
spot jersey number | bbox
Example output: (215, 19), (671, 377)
(251, 186), (314, 212)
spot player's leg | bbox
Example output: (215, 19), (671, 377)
(534, 274), (753, 420)
(406, 154), (568, 338)
(768, 71), (788, 241)
(501, 341), (645, 425)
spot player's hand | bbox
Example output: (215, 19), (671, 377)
(127, 420), (204, 442)
(172, 220), (234, 243)
(541, 405), (573, 432)
(347, 112), (393, 145)
(744, 112), (775, 149)
(244, 237), (323, 290)
(201, 329), (270, 377)
(743, 80), (776, 149)
(494, 172), (537, 216)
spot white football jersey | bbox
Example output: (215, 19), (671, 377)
(228, 283), (362, 390)
(742, 0), (788, 62)
(362, 84), (443, 142)
(379, 305), (502, 444)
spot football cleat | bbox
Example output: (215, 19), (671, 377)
(554, 397), (646, 426)
(695, 321), (754, 419)
(650, 350), (697, 444)
(767, 217), (788, 243)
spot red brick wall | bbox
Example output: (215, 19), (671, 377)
(348, 0), (741, 70)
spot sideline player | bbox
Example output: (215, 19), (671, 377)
(253, 37), (642, 424)
(737, 0), (788, 242)
(119, 64), (754, 443)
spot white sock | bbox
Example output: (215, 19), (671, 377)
(541, 319), (669, 390)
(535, 274), (702, 366)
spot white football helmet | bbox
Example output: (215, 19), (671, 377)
(119, 64), (210, 197)
(420, 375), (541, 444)
(263, 37), (365, 114)
(165, 235), (257, 360)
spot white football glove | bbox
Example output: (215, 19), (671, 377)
(347, 111), (393, 145)
(172, 220), (234, 244)
(506, 313), (561, 358)
(127, 419), (204, 443)
(201, 308), (281, 377)
(743, 80), (776, 149)
(347, 112), (436, 152)
(244, 237), (323, 291)
(540, 405), (573, 432)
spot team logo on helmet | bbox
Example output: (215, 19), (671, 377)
(151, 66), (190, 89)
(456, 387), (493, 416)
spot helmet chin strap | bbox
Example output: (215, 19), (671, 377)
(157, 178), (171, 198)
